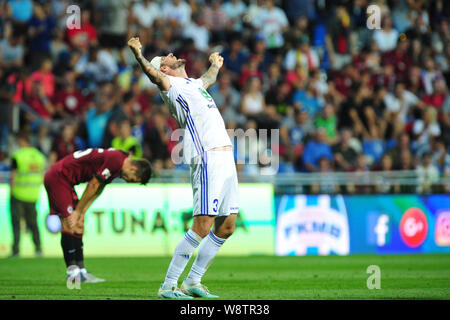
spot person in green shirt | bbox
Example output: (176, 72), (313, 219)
(10, 132), (46, 257)
(314, 103), (337, 144)
(111, 118), (143, 159)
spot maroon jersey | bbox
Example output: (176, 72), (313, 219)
(53, 148), (128, 186)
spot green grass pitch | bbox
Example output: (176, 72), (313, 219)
(0, 254), (449, 300)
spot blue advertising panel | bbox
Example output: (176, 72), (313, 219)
(276, 194), (450, 255)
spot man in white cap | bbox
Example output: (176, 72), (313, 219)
(128, 37), (239, 299)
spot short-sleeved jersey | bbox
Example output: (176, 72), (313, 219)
(53, 148), (128, 186)
(160, 76), (232, 162)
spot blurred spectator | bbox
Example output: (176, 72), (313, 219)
(84, 83), (116, 148)
(183, 12), (210, 52)
(50, 29), (69, 64)
(382, 38), (411, 83)
(266, 80), (292, 116)
(280, 108), (313, 164)
(25, 80), (55, 120)
(292, 80), (323, 119)
(53, 71), (86, 117)
(285, 0), (316, 23)
(145, 111), (173, 172)
(6, 0), (34, 34)
(423, 79), (447, 109)
(347, 153), (372, 194)
(96, 0), (129, 50)
(314, 103), (337, 144)
(311, 156), (339, 194)
(412, 107), (441, 156)
(49, 122), (79, 164)
(27, 3), (56, 69)
(284, 35), (319, 72)
(25, 58), (55, 99)
(66, 9), (98, 51)
(416, 152), (440, 193)
(302, 128), (333, 172)
(0, 31), (24, 70)
(373, 15), (399, 52)
(332, 129), (358, 171)
(374, 154), (396, 194)
(222, 0), (247, 33)
(252, 0), (289, 50)
(362, 125), (386, 167)
(326, 5), (352, 70)
(239, 54), (263, 86)
(241, 76), (265, 120)
(204, 0), (229, 44)
(76, 46), (118, 86)
(131, 0), (161, 30)
(210, 72), (243, 125)
(221, 37), (248, 80)
(388, 133), (412, 169)
(384, 81), (420, 127)
(162, 0), (192, 28)
(122, 81), (151, 118)
(112, 118), (143, 159)
(421, 57), (445, 95)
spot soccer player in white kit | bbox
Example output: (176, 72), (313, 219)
(128, 37), (239, 299)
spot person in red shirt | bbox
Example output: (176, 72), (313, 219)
(25, 59), (55, 99)
(25, 80), (55, 119)
(422, 79), (447, 109)
(44, 148), (152, 282)
(53, 71), (86, 117)
(66, 9), (98, 51)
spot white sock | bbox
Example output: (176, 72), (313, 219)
(162, 229), (203, 289)
(185, 230), (226, 286)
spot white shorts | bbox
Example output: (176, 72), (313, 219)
(190, 149), (239, 217)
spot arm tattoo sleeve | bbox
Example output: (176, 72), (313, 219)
(200, 64), (220, 89)
(135, 54), (167, 89)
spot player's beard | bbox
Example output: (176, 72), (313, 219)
(169, 59), (186, 70)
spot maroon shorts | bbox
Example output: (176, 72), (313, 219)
(44, 167), (78, 218)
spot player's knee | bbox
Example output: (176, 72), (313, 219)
(192, 216), (214, 238)
(193, 226), (210, 239)
(216, 224), (235, 239)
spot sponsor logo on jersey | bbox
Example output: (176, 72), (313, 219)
(102, 168), (111, 180)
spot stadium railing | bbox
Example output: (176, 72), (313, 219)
(1, 169), (449, 194)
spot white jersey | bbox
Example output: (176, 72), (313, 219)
(160, 75), (232, 162)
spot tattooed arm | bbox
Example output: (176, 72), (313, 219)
(127, 37), (170, 91)
(200, 52), (224, 90)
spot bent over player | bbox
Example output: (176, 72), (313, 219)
(129, 37), (239, 299)
(44, 148), (151, 282)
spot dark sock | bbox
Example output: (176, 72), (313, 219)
(61, 232), (77, 268)
(73, 234), (84, 269)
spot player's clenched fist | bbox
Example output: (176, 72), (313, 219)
(209, 52), (224, 69)
(128, 37), (142, 56)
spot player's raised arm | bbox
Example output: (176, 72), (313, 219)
(128, 37), (170, 91)
(200, 52), (223, 90)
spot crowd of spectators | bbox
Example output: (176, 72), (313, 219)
(0, 0), (449, 193)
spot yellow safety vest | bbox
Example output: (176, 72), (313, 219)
(111, 136), (143, 159)
(12, 147), (46, 203)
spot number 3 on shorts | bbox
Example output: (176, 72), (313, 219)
(213, 199), (219, 213)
